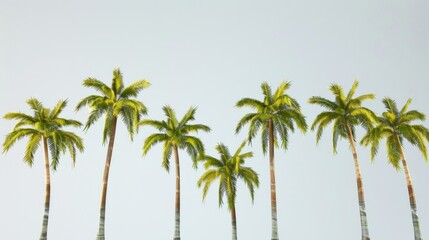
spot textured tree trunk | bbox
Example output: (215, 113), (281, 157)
(396, 135), (422, 240)
(96, 117), (118, 240)
(345, 123), (370, 240)
(268, 119), (279, 240)
(231, 205), (237, 240)
(173, 144), (181, 240)
(40, 137), (51, 240)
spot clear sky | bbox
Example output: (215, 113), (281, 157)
(1, 0), (428, 239)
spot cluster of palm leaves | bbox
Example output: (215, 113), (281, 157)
(3, 69), (428, 240)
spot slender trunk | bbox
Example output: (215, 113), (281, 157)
(345, 123), (370, 240)
(40, 137), (51, 240)
(268, 119), (279, 240)
(396, 135), (422, 240)
(96, 117), (118, 240)
(231, 205), (237, 240)
(173, 144), (181, 240)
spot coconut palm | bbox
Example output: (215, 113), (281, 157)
(308, 80), (376, 240)
(197, 141), (259, 240)
(141, 106), (210, 240)
(361, 97), (428, 240)
(75, 68), (150, 240)
(235, 81), (307, 240)
(3, 98), (84, 240)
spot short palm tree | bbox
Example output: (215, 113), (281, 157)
(309, 80), (376, 240)
(141, 106), (210, 240)
(3, 98), (84, 240)
(198, 141), (259, 240)
(235, 81), (307, 240)
(75, 68), (150, 240)
(361, 97), (428, 240)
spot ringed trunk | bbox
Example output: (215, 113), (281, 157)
(40, 137), (51, 240)
(96, 116), (118, 240)
(268, 119), (279, 240)
(396, 135), (422, 240)
(173, 144), (181, 240)
(231, 205), (237, 240)
(345, 123), (370, 240)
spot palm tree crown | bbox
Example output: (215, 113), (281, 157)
(309, 80), (377, 152)
(76, 68), (150, 142)
(141, 105), (211, 170)
(3, 98), (84, 169)
(236, 81), (307, 152)
(198, 141), (259, 211)
(361, 97), (429, 167)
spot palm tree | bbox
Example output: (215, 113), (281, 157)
(361, 97), (428, 240)
(75, 68), (150, 240)
(235, 81), (307, 240)
(308, 80), (376, 240)
(141, 106), (210, 240)
(3, 98), (84, 240)
(197, 141), (259, 240)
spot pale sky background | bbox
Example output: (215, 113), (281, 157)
(1, 1), (428, 239)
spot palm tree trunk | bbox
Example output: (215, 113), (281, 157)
(396, 135), (422, 240)
(268, 119), (279, 240)
(345, 123), (370, 240)
(96, 116), (118, 240)
(231, 205), (237, 240)
(173, 144), (181, 240)
(40, 137), (51, 240)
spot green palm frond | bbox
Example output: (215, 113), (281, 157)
(82, 78), (114, 99)
(120, 80), (151, 99)
(112, 68), (124, 96)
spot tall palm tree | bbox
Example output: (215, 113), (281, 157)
(75, 68), (150, 240)
(361, 97), (428, 240)
(3, 98), (84, 240)
(308, 80), (376, 240)
(235, 81), (307, 240)
(197, 141), (259, 240)
(141, 106), (210, 240)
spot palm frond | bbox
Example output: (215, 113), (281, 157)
(119, 80), (151, 99)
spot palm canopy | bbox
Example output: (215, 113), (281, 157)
(75, 68), (150, 143)
(3, 98), (84, 170)
(309, 80), (377, 153)
(361, 97), (429, 169)
(141, 105), (211, 171)
(197, 141), (259, 211)
(235, 81), (307, 153)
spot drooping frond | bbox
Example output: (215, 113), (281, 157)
(82, 78), (114, 99)
(235, 98), (265, 112)
(308, 96), (338, 111)
(120, 80), (151, 99)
